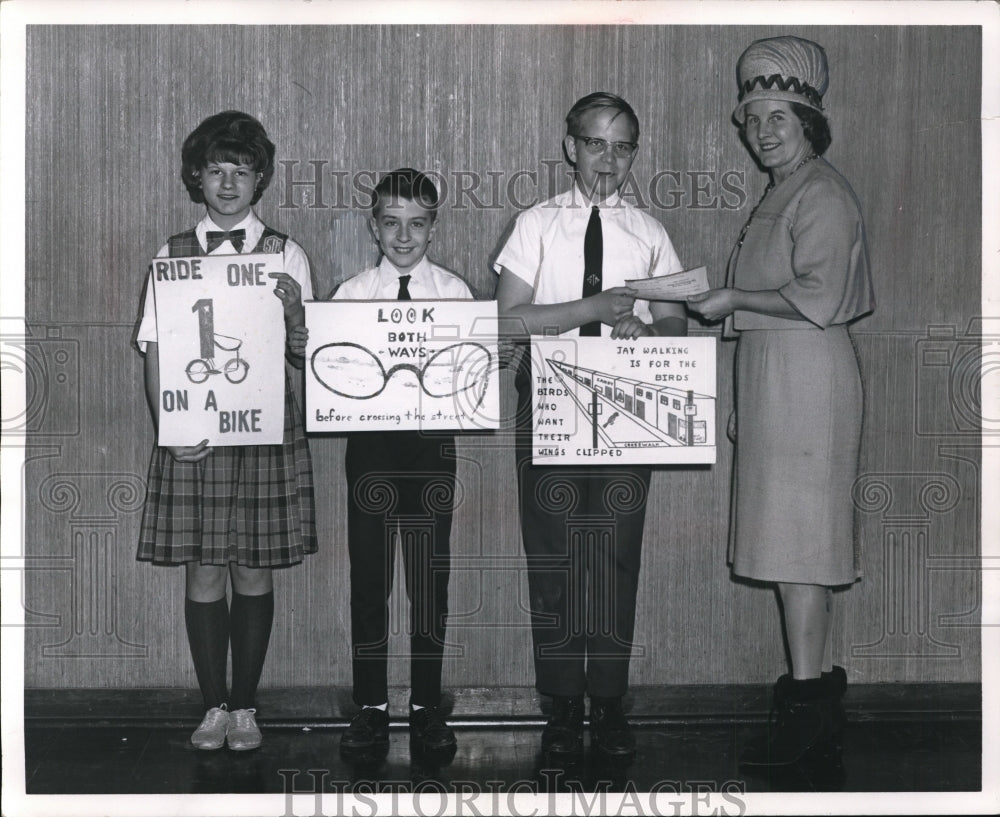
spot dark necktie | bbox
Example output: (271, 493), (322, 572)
(579, 205), (603, 336)
(397, 274), (412, 300)
(205, 229), (246, 253)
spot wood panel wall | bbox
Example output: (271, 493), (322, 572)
(21, 24), (982, 688)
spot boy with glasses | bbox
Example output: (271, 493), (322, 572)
(494, 92), (688, 759)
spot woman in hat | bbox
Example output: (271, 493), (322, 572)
(688, 36), (875, 767)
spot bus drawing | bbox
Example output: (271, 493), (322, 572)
(546, 358), (715, 448)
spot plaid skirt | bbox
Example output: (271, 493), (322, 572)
(137, 375), (317, 567)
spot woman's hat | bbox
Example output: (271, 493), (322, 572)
(733, 36), (828, 123)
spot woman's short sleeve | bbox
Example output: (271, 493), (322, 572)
(781, 176), (874, 328)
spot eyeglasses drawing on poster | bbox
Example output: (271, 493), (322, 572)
(310, 341), (493, 410)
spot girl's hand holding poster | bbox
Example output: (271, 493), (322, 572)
(152, 254), (286, 446)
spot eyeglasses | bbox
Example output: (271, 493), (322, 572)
(311, 341), (492, 410)
(572, 134), (638, 158)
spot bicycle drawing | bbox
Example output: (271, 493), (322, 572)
(185, 298), (250, 384)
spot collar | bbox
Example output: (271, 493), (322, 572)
(561, 186), (629, 213)
(376, 254), (432, 288)
(592, 190), (627, 210)
(197, 211), (261, 251)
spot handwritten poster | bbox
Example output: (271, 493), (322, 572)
(152, 254), (286, 446)
(529, 336), (717, 465)
(305, 300), (499, 432)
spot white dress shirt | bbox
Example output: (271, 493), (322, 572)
(135, 211), (313, 352)
(493, 188), (684, 337)
(332, 255), (473, 301)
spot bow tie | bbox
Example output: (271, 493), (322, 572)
(205, 228), (246, 253)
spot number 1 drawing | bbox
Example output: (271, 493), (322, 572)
(185, 298), (250, 385)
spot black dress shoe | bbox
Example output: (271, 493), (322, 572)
(822, 666), (848, 750)
(770, 668), (848, 752)
(541, 695), (584, 755)
(589, 696), (636, 758)
(741, 678), (834, 767)
(340, 707), (390, 754)
(410, 706), (457, 753)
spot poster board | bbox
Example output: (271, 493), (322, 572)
(529, 336), (717, 464)
(152, 253), (286, 446)
(305, 299), (500, 432)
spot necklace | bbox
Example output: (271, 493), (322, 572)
(736, 153), (817, 248)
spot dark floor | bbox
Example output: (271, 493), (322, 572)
(22, 685), (982, 795)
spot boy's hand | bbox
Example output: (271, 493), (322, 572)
(269, 273), (304, 319)
(610, 315), (653, 340)
(166, 439), (211, 463)
(592, 286), (638, 326)
(288, 325), (309, 358)
(497, 337), (519, 368)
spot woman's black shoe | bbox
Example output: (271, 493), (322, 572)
(741, 677), (833, 767)
(771, 667), (848, 752)
(541, 695), (584, 755)
(823, 666), (848, 750)
(589, 696), (636, 758)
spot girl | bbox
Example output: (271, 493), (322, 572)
(135, 111), (316, 751)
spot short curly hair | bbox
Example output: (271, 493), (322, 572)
(180, 111), (275, 205)
(791, 103), (832, 156)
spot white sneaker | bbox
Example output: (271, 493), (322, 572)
(227, 708), (262, 751)
(191, 705), (229, 750)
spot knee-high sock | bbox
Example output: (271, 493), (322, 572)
(184, 597), (230, 710)
(229, 591), (274, 710)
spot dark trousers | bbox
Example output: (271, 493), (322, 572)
(345, 432), (454, 708)
(515, 357), (649, 699)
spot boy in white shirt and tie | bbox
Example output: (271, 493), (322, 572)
(494, 92), (688, 760)
(332, 168), (472, 759)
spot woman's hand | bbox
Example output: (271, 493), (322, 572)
(167, 439), (211, 463)
(687, 288), (740, 322)
(610, 314), (653, 340)
(288, 325), (309, 357)
(269, 272), (304, 320)
(592, 286), (638, 326)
